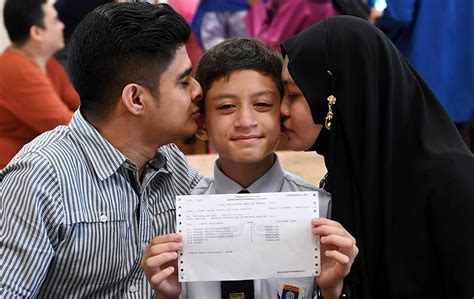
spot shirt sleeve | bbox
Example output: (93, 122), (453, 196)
(0, 154), (64, 297)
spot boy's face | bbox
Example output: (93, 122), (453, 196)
(199, 70), (281, 166)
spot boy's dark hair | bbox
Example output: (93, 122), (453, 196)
(3, 0), (47, 45)
(68, 2), (190, 120)
(195, 37), (283, 113)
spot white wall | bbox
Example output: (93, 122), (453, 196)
(0, 0), (11, 52)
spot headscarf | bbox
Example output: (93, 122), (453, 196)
(282, 16), (474, 298)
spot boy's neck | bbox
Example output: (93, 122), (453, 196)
(218, 153), (276, 189)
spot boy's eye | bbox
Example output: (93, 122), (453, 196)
(217, 104), (235, 110)
(181, 81), (190, 87)
(255, 102), (273, 108)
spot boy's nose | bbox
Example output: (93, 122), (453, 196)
(235, 108), (257, 128)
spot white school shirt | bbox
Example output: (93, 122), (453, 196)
(180, 154), (332, 299)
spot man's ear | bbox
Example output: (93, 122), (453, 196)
(121, 83), (146, 116)
(29, 25), (43, 42)
(196, 115), (209, 141)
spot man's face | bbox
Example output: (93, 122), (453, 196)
(39, 3), (65, 54)
(144, 46), (202, 147)
(201, 70), (281, 167)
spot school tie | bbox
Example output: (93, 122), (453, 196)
(220, 189), (254, 299)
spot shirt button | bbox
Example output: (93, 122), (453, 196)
(129, 285), (137, 293)
(99, 214), (108, 222)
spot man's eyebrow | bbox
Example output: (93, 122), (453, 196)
(176, 66), (193, 81)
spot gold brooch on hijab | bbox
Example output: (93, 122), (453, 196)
(325, 95), (336, 130)
(325, 70), (336, 130)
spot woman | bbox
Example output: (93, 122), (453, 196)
(280, 16), (474, 298)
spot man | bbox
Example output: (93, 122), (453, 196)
(0, 0), (80, 168)
(0, 2), (202, 297)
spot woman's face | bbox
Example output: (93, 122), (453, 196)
(281, 56), (322, 151)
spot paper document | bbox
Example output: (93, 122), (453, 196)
(176, 191), (320, 282)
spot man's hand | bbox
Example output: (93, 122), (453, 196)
(141, 233), (183, 299)
(312, 218), (358, 299)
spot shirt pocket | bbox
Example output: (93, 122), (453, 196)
(63, 209), (128, 284)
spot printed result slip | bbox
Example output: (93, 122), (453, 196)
(176, 191), (321, 282)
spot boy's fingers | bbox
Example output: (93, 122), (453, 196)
(324, 249), (350, 265)
(149, 266), (175, 287)
(142, 251), (178, 270)
(312, 225), (345, 237)
(149, 233), (182, 245)
(320, 235), (354, 251)
(145, 241), (183, 258)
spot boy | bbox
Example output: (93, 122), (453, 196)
(142, 37), (358, 299)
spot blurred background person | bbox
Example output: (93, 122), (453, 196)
(0, 0), (80, 168)
(376, 0), (474, 151)
(191, 0), (249, 51)
(245, 0), (339, 50)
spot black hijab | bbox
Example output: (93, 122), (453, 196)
(282, 16), (474, 298)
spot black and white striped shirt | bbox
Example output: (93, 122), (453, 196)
(0, 111), (201, 298)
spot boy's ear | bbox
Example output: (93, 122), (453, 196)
(196, 116), (209, 141)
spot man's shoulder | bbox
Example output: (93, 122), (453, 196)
(0, 48), (42, 79)
(158, 143), (193, 169)
(6, 126), (78, 169)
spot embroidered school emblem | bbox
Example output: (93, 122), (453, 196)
(281, 284), (300, 299)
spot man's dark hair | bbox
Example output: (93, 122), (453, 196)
(195, 37), (283, 114)
(3, 0), (47, 45)
(68, 2), (190, 120)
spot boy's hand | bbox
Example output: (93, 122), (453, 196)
(141, 233), (183, 299)
(312, 218), (358, 299)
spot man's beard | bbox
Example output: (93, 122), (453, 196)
(182, 134), (197, 145)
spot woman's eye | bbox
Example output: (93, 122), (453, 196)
(287, 93), (301, 100)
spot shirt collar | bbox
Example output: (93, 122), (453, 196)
(69, 110), (128, 180)
(213, 153), (285, 194)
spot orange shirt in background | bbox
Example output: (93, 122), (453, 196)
(0, 47), (80, 168)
